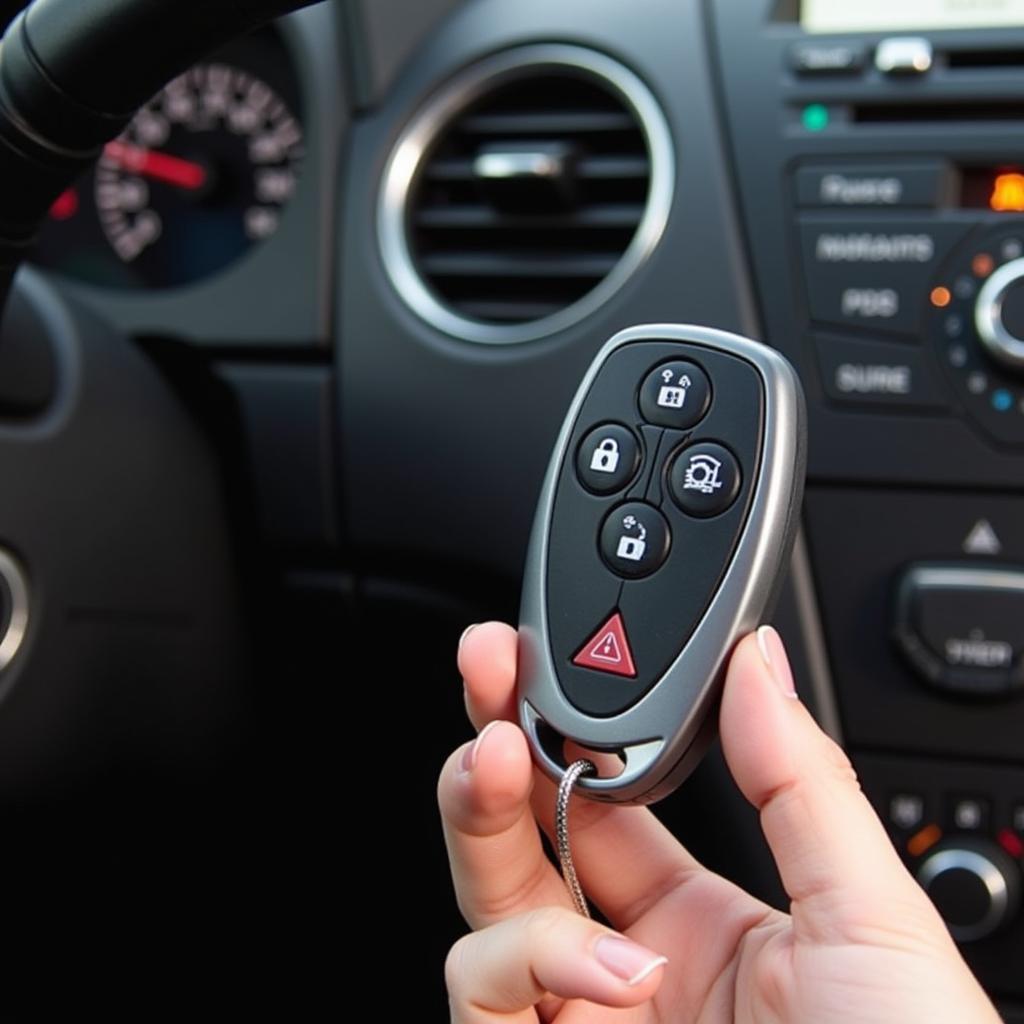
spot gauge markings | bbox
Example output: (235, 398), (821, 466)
(94, 61), (303, 278)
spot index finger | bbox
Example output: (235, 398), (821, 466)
(457, 621), (519, 728)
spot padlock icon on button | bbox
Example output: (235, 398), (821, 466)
(616, 535), (647, 561)
(590, 438), (620, 474)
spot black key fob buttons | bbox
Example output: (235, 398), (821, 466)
(516, 324), (807, 805)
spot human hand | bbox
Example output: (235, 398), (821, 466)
(437, 622), (1000, 1023)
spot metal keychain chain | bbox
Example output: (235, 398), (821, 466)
(556, 758), (596, 917)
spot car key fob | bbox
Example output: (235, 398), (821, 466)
(516, 324), (806, 805)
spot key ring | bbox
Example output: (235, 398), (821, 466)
(556, 758), (596, 917)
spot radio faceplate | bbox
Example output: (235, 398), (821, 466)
(712, 2), (1024, 486)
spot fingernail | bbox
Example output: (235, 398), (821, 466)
(757, 625), (798, 699)
(458, 623), (479, 653)
(460, 720), (501, 774)
(593, 935), (668, 986)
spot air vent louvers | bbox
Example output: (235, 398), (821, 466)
(379, 46), (674, 344)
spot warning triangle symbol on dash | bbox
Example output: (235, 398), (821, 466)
(573, 612), (637, 678)
(963, 519), (1002, 556)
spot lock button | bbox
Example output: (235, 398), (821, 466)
(576, 423), (641, 495)
(598, 501), (671, 579)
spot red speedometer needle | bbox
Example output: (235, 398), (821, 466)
(103, 140), (207, 191)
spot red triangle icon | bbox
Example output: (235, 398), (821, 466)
(572, 612), (637, 678)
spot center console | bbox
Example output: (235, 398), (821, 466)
(711, 1), (1024, 1011)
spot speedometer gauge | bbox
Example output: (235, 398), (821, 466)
(90, 63), (303, 287)
(30, 27), (304, 293)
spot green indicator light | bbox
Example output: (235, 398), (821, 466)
(802, 103), (830, 132)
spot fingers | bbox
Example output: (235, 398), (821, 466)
(446, 907), (666, 1024)
(455, 623), (704, 929)
(457, 622), (519, 728)
(439, 719), (571, 928)
(719, 628), (947, 945)
(525, 768), (703, 927)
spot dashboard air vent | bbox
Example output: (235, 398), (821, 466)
(379, 45), (674, 344)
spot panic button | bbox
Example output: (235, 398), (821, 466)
(573, 611), (637, 678)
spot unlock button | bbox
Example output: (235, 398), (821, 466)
(576, 423), (641, 495)
(599, 501), (671, 579)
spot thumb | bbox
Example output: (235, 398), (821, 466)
(720, 628), (947, 946)
(445, 907), (667, 1023)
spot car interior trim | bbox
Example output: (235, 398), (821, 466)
(789, 527), (843, 742)
(0, 548), (29, 674)
(376, 43), (676, 344)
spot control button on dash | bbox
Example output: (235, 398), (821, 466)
(796, 163), (949, 209)
(949, 797), (990, 833)
(798, 218), (971, 336)
(890, 793), (925, 831)
(815, 336), (949, 410)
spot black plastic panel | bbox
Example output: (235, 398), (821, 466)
(216, 363), (337, 549)
(805, 487), (1024, 762)
(857, 753), (1024, 1000)
(545, 340), (763, 717)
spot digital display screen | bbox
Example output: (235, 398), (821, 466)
(802, 0), (1024, 33)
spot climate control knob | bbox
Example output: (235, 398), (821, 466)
(930, 226), (1024, 445)
(975, 257), (1024, 372)
(916, 839), (1021, 943)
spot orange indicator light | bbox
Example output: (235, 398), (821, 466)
(972, 253), (995, 278)
(930, 286), (951, 308)
(907, 823), (942, 858)
(991, 172), (1024, 212)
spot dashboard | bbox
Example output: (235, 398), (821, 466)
(2, 0), (1024, 1016)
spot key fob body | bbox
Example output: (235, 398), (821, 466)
(516, 324), (806, 805)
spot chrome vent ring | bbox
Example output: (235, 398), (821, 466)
(378, 44), (675, 345)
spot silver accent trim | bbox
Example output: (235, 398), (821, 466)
(875, 37), (933, 75)
(790, 529), (843, 743)
(917, 848), (1009, 943)
(0, 549), (29, 673)
(377, 45), (675, 346)
(517, 324), (806, 803)
(907, 565), (1024, 595)
(473, 150), (565, 181)
(974, 257), (1024, 371)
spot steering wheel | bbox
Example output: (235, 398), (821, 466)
(0, 0), (372, 1012)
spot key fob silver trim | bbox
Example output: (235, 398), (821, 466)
(516, 324), (806, 805)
